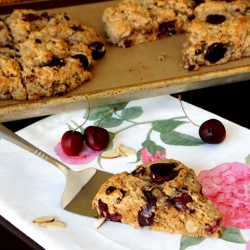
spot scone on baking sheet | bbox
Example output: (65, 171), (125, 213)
(92, 159), (222, 238)
(18, 37), (92, 100)
(0, 54), (27, 101)
(102, 0), (196, 48)
(183, 0), (250, 71)
(0, 9), (106, 101)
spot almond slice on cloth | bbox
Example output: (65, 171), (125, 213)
(32, 216), (55, 224)
(39, 220), (66, 229)
(101, 149), (121, 159)
(116, 144), (127, 156)
(120, 145), (136, 156)
(95, 217), (106, 228)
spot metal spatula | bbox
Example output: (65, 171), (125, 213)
(0, 123), (113, 218)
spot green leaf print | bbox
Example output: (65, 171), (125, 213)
(180, 236), (205, 250)
(121, 107), (143, 120)
(221, 227), (247, 243)
(84, 102), (128, 120)
(152, 118), (187, 133)
(94, 117), (123, 128)
(160, 131), (205, 146)
(245, 154), (250, 165)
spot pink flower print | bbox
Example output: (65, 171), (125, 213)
(246, 240), (250, 250)
(198, 162), (250, 229)
(54, 142), (100, 165)
(140, 148), (166, 163)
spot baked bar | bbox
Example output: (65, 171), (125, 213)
(92, 159), (222, 238)
(102, 0), (196, 48)
(0, 9), (106, 100)
(183, 0), (250, 70)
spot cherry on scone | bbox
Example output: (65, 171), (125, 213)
(171, 193), (193, 212)
(150, 163), (178, 184)
(178, 94), (226, 144)
(61, 130), (84, 156)
(88, 41), (106, 60)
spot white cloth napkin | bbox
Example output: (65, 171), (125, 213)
(0, 94), (250, 250)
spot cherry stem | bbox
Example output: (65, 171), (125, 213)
(97, 107), (117, 127)
(72, 96), (91, 132)
(178, 95), (200, 127)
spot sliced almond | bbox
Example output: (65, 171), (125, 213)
(120, 145), (136, 156)
(95, 217), (106, 229)
(116, 144), (126, 156)
(39, 220), (66, 229)
(101, 149), (121, 159)
(32, 216), (55, 224)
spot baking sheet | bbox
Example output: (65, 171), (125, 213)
(1, 0), (250, 122)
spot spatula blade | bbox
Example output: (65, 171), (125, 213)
(64, 170), (113, 217)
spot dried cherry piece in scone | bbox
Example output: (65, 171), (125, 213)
(72, 54), (89, 69)
(41, 12), (51, 20)
(88, 41), (106, 60)
(171, 193), (193, 212)
(204, 43), (227, 64)
(70, 25), (84, 32)
(106, 186), (116, 195)
(123, 39), (133, 48)
(206, 14), (226, 24)
(46, 57), (65, 68)
(22, 13), (40, 22)
(205, 219), (221, 235)
(98, 199), (122, 222)
(158, 21), (176, 37)
(150, 162), (178, 184)
(138, 191), (156, 226)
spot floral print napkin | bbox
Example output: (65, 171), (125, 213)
(0, 94), (250, 250)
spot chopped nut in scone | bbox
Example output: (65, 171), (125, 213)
(92, 159), (222, 238)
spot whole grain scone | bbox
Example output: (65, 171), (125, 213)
(183, 1), (250, 71)
(92, 159), (222, 238)
(102, 0), (196, 48)
(0, 9), (106, 101)
(0, 54), (26, 100)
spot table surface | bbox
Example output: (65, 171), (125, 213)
(1, 80), (250, 249)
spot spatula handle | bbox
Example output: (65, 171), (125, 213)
(0, 123), (69, 175)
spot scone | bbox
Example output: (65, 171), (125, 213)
(0, 9), (106, 101)
(183, 0), (250, 70)
(92, 159), (222, 238)
(102, 0), (196, 48)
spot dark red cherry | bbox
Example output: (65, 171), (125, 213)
(206, 14), (226, 24)
(98, 199), (122, 222)
(199, 119), (226, 144)
(150, 163), (178, 184)
(72, 54), (89, 69)
(158, 21), (176, 37)
(138, 191), (156, 226)
(88, 41), (106, 60)
(171, 193), (193, 212)
(61, 131), (84, 156)
(84, 126), (110, 151)
(205, 219), (221, 235)
(205, 43), (227, 64)
(22, 13), (39, 22)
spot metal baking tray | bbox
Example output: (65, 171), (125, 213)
(1, 0), (250, 122)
